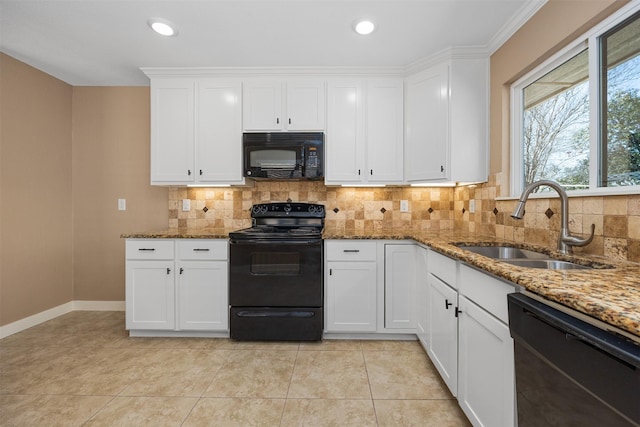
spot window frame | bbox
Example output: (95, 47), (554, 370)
(510, 2), (640, 197)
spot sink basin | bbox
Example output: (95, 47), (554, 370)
(456, 245), (549, 260)
(501, 259), (592, 270)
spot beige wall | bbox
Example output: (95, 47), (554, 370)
(1, 53), (73, 325)
(1, 55), (168, 326)
(72, 87), (168, 302)
(489, 0), (629, 187)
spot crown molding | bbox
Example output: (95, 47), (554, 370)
(487, 0), (548, 55)
(141, 65), (406, 79)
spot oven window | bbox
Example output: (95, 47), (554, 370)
(251, 252), (300, 275)
(249, 149), (297, 169)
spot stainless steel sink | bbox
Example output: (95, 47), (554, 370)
(456, 245), (549, 260)
(501, 259), (592, 270)
(455, 244), (601, 270)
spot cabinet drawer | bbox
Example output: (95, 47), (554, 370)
(177, 239), (228, 260)
(459, 264), (515, 324)
(126, 239), (174, 260)
(325, 240), (377, 261)
(428, 249), (457, 288)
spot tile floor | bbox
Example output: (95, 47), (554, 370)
(0, 311), (471, 426)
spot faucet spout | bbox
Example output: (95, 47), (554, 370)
(510, 180), (595, 254)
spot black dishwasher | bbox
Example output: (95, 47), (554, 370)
(508, 293), (640, 427)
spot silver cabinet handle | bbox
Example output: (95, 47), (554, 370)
(343, 249), (360, 253)
(193, 248), (210, 252)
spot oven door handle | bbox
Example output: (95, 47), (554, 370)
(235, 310), (316, 318)
(230, 239), (321, 245)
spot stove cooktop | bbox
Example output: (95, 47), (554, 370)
(230, 202), (325, 241)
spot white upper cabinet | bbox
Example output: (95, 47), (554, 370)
(325, 80), (365, 183)
(196, 79), (243, 183)
(366, 79), (404, 183)
(150, 77), (243, 185)
(325, 78), (404, 185)
(243, 79), (325, 131)
(151, 78), (195, 184)
(405, 58), (489, 183)
(405, 64), (449, 181)
(286, 80), (326, 131)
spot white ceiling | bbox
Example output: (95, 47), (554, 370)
(0, 0), (546, 86)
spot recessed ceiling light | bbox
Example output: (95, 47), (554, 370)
(354, 20), (375, 35)
(148, 18), (177, 37)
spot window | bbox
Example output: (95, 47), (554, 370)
(512, 5), (640, 195)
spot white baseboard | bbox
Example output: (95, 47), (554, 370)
(0, 300), (125, 339)
(73, 300), (125, 311)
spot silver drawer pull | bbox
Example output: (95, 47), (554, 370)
(138, 248), (156, 251)
(343, 249), (360, 253)
(193, 248), (210, 252)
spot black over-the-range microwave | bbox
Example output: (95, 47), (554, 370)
(243, 132), (324, 180)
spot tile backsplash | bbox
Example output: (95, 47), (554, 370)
(168, 182), (454, 235)
(168, 174), (640, 263)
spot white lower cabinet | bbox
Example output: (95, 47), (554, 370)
(427, 272), (459, 396)
(458, 295), (514, 427)
(384, 244), (417, 329)
(457, 264), (515, 427)
(326, 261), (377, 332)
(126, 260), (176, 330)
(125, 239), (228, 334)
(325, 240), (377, 332)
(415, 245), (429, 350)
(177, 260), (228, 331)
(325, 240), (416, 334)
(423, 250), (516, 427)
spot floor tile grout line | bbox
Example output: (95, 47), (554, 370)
(361, 346), (380, 427)
(80, 393), (119, 426)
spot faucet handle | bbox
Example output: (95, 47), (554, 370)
(563, 223), (595, 248)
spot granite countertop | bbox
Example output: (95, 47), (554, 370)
(122, 228), (640, 340)
(121, 228), (233, 239)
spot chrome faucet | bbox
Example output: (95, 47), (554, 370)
(511, 179), (595, 254)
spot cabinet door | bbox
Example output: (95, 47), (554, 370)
(427, 274), (458, 396)
(243, 80), (282, 131)
(326, 261), (377, 332)
(126, 260), (175, 330)
(458, 296), (514, 427)
(325, 80), (365, 184)
(366, 79), (404, 183)
(405, 64), (449, 181)
(384, 244), (417, 330)
(150, 79), (195, 183)
(286, 80), (325, 131)
(177, 261), (229, 331)
(196, 79), (243, 183)
(416, 246), (429, 350)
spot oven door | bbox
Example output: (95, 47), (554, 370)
(229, 239), (322, 307)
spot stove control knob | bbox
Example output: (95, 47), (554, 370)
(284, 204), (292, 213)
(309, 205), (323, 215)
(252, 205), (268, 215)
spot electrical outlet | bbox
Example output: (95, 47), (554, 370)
(118, 199), (126, 211)
(469, 199), (476, 213)
(182, 199), (191, 211)
(400, 200), (409, 212)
